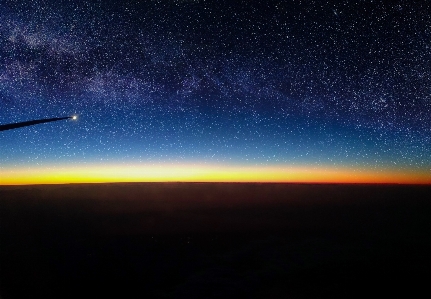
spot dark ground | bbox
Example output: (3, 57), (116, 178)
(1, 183), (430, 298)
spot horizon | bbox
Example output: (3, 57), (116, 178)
(1, 163), (430, 185)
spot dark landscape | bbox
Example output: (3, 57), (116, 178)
(1, 183), (430, 298)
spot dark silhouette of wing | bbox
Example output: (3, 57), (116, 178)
(0, 116), (73, 131)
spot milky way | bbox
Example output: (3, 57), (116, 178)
(0, 0), (430, 182)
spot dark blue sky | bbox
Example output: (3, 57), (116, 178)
(0, 0), (430, 182)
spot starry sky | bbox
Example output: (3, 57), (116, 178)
(0, 0), (430, 184)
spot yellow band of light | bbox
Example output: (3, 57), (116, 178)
(1, 164), (430, 185)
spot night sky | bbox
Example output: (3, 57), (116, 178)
(0, 0), (430, 184)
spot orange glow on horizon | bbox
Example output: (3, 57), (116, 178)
(0, 163), (430, 185)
